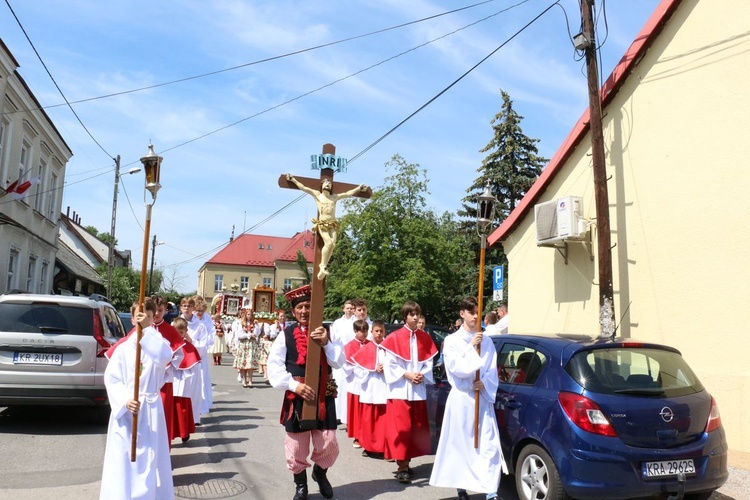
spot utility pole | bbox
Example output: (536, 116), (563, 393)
(107, 155), (121, 301)
(148, 234), (158, 296)
(581, 0), (616, 337)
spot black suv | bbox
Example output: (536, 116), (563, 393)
(0, 293), (126, 422)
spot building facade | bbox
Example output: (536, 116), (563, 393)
(488, 0), (749, 467)
(0, 39), (72, 294)
(197, 230), (315, 304)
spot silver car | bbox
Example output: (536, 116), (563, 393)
(0, 293), (126, 422)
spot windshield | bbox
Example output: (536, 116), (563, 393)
(565, 347), (704, 398)
(0, 303), (94, 335)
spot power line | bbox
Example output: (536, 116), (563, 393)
(166, 1), (559, 269)
(2, 0), (503, 116)
(3, 0), (113, 161)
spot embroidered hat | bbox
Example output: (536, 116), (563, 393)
(285, 284), (311, 307)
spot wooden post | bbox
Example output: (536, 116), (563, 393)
(278, 143), (371, 426)
(581, 0), (615, 336)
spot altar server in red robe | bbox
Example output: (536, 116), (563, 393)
(343, 319), (370, 447)
(379, 301), (438, 483)
(351, 319), (388, 456)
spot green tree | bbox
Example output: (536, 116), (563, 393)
(85, 225), (116, 246)
(324, 155), (473, 326)
(97, 264), (141, 311)
(458, 90), (547, 311)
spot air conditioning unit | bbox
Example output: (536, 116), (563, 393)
(534, 196), (587, 245)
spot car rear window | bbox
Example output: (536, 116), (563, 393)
(565, 347), (704, 398)
(0, 303), (94, 335)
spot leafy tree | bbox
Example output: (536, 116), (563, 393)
(85, 225), (116, 246)
(97, 264), (141, 311)
(324, 155), (473, 326)
(458, 90), (547, 311)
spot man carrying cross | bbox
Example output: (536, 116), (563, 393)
(268, 284), (344, 500)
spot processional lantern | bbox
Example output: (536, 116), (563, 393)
(140, 144), (163, 203)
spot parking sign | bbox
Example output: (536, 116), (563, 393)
(493, 266), (504, 302)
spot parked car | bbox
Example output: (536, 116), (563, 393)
(0, 293), (127, 422)
(118, 312), (135, 332)
(427, 333), (728, 500)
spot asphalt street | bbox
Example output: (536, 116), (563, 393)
(0, 353), (743, 500)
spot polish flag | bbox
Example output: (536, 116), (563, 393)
(9, 176), (41, 200)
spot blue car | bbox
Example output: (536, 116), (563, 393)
(428, 333), (728, 500)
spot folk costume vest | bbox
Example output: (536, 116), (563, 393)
(280, 324), (338, 432)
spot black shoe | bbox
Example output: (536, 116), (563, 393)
(312, 464), (334, 499)
(457, 490), (470, 500)
(181, 436), (190, 443)
(293, 472), (308, 500)
(395, 470), (411, 484)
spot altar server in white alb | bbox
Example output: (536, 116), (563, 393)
(429, 296), (505, 500)
(100, 298), (174, 500)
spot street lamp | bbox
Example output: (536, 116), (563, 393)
(148, 235), (165, 296)
(473, 180), (497, 448)
(107, 156), (141, 300)
(131, 144), (163, 462)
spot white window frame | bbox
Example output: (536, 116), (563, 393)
(40, 260), (49, 294)
(262, 277), (272, 288)
(214, 274), (224, 292)
(7, 247), (20, 291)
(240, 276), (249, 290)
(34, 158), (46, 212)
(47, 172), (58, 220)
(26, 255), (37, 292)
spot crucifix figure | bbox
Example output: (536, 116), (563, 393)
(278, 143), (371, 425)
(285, 173), (369, 280)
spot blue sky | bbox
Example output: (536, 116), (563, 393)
(0, 0), (661, 292)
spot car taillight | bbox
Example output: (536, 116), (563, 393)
(705, 397), (722, 432)
(92, 311), (110, 357)
(558, 391), (618, 437)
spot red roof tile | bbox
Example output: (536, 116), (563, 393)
(207, 230), (315, 267)
(488, 0), (682, 247)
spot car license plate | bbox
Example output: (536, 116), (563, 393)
(642, 459), (695, 477)
(13, 352), (63, 366)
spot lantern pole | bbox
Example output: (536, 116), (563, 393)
(131, 144), (163, 462)
(474, 182), (496, 448)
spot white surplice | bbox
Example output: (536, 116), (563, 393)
(428, 327), (506, 494)
(330, 313), (355, 423)
(100, 327), (174, 500)
(187, 314), (212, 414)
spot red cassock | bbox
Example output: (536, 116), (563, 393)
(344, 339), (369, 441)
(379, 327), (438, 461)
(351, 342), (387, 454)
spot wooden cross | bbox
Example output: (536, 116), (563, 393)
(278, 143), (371, 426)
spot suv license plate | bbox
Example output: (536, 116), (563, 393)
(642, 459), (695, 477)
(13, 352), (63, 366)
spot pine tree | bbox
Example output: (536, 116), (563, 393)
(458, 90), (547, 311)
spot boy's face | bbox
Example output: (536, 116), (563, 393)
(154, 304), (166, 323)
(459, 307), (478, 331)
(176, 326), (188, 337)
(354, 305), (368, 320)
(405, 311), (420, 330)
(354, 327), (368, 341)
(417, 317), (425, 330)
(343, 303), (353, 317)
(371, 325), (385, 343)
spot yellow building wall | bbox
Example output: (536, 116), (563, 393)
(502, 0), (750, 466)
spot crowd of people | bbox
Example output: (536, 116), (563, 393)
(98, 285), (510, 500)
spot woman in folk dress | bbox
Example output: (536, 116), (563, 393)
(233, 307), (257, 387)
(209, 313), (226, 365)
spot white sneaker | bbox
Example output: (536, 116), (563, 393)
(237, 373), (242, 382)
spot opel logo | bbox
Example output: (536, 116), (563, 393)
(660, 407), (674, 422)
